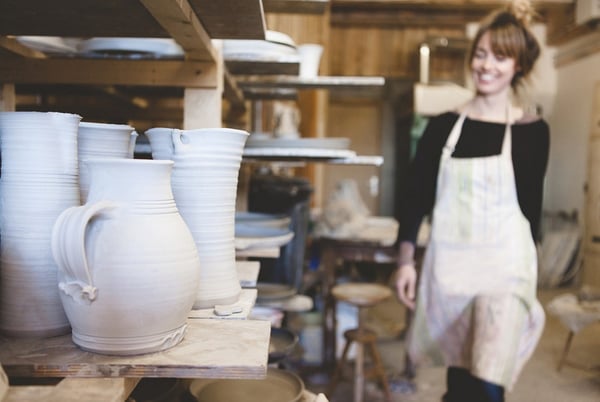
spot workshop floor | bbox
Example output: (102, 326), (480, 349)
(298, 286), (600, 402)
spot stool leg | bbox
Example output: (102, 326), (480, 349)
(366, 340), (392, 401)
(557, 331), (574, 372)
(327, 338), (352, 397)
(354, 341), (364, 402)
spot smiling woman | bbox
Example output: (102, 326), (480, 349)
(394, 1), (550, 401)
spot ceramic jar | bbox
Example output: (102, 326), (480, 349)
(51, 158), (200, 355)
(78, 122), (138, 203)
(0, 111), (81, 337)
(145, 127), (249, 309)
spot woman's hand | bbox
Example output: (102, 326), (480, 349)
(395, 263), (417, 310)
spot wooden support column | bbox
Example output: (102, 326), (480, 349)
(1, 84), (16, 112)
(298, 89), (329, 209)
(183, 43), (224, 129)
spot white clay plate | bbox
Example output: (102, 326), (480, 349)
(245, 137), (351, 150)
(16, 36), (79, 54)
(235, 212), (291, 229)
(78, 37), (184, 58)
(243, 147), (356, 159)
(234, 224), (294, 250)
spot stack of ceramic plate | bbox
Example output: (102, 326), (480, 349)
(16, 36), (80, 55)
(77, 37), (184, 59)
(243, 136), (356, 159)
(223, 30), (299, 62)
(234, 223), (294, 251)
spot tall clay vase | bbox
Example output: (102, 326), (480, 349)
(51, 158), (201, 355)
(145, 127), (249, 309)
(0, 111), (81, 337)
(78, 122), (138, 203)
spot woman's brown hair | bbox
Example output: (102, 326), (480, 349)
(468, 2), (540, 88)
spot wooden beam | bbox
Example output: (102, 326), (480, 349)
(0, 36), (47, 59)
(1, 84), (16, 111)
(138, 0), (217, 62)
(0, 58), (218, 88)
(545, 3), (600, 45)
(555, 31), (600, 66)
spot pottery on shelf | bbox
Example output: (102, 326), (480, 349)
(0, 111), (81, 337)
(78, 121), (137, 203)
(51, 158), (200, 355)
(145, 127), (249, 309)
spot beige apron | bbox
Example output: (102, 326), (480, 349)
(406, 110), (545, 390)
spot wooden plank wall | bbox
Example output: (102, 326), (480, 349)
(328, 25), (467, 82)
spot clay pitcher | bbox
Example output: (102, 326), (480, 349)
(145, 127), (249, 309)
(0, 111), (81, 337)
(78, 122), (138, 203)
(51, 158), (200, 355)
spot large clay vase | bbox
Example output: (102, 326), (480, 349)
(0, 111), (81, 337)
(145, 127), (249, 309)
(78, 122), (138, 203)
(51, 158), (200, 355)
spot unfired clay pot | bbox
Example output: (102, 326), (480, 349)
(145, 127), (249, 309)
(51, 158), (200, 355)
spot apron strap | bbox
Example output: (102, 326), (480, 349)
(443, 104), (513, 159)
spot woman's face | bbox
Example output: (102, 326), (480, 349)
(471, 31), (518, 97)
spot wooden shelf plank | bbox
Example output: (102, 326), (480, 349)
(225, 59), (300, 76)
(5, 378), (140, 402)
(263, 0), (330, 14)
(0, 319), (269, 380)
(0, 0), (265, 43)
(188, 0), (266, 39)
(236, 75), (386, 90)
(0, 58), (218, 88)
(0, 0), (170, 38)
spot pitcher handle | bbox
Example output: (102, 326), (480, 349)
(171, 129), (189, 154)
(128, 130), (139, 158)
(51, 201), (116, 305)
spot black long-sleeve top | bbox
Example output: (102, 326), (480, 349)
(398, 111), (550, 244)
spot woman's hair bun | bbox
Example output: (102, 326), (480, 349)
(509, 0), (536, 26)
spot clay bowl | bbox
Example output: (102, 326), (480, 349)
(269, 327), (299, 364)
(188, 368), (304, 402)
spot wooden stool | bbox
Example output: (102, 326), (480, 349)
(326, 283), (393, 402)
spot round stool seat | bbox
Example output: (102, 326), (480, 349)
(344, 328), (378, 343)
(332, 283), (393, 308)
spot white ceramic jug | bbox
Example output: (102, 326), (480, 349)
(78, 122), (138, 203)
(51, 158), (200, 355)
(0, 111), (81, 337)
(145, 127), (249, 309)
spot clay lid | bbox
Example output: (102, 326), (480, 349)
(331, 283), (392, 307)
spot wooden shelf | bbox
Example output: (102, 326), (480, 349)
(0, 0), (265, 60)
(225, 59), (300, 76)
(263, 0), (330, 14)
(0, 319), (269, 380)
(0, 58), (218, 88)
(243, 154), (384, 166)
(236, 75), (386, 92)
(188, 0), (266, 39)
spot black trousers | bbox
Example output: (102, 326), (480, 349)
(442, 367), (505, 402)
